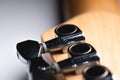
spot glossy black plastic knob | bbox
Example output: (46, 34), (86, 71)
(16, 40), (40, 63)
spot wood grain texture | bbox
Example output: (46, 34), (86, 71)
(62, 0), (120, 20)
(41, 12), (120, 80)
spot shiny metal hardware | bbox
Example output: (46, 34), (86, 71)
(54, 24), (85, 54)
(16, 24), (85, 63)
(16, 24), (115, 80)
(26, 42), (100, 80)
(28, 54), (66, 80)
(59, 42), (100, 74)
(42, 43), (99, 75)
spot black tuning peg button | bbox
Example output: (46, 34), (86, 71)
(16, 40), (40, 63)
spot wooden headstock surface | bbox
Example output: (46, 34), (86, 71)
(41, 12), (120, 80)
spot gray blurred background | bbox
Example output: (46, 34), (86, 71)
(0, 0), (61, 80)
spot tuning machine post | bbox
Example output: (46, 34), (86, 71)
(56, 42), (100, 74)
(83, 65), (115, 80)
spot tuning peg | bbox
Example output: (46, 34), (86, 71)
(28, 55), (65, 80)
(16, 24), (85, 62)
(58, 42), (100, 74)
(54, 24), (85, 53)
(17, 40), (40, 63)
(83, 65), (115, 80)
